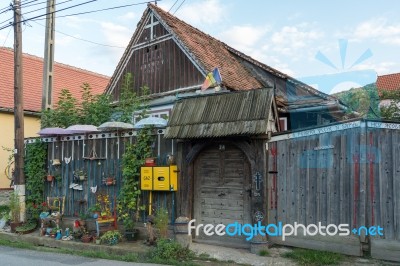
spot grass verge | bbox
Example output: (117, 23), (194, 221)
(282, 248), (344, 265)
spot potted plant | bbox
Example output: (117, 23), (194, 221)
(88, 203), (101, 219)
(9, 192), (22, 233)
(74, 170), (86, 181)
(100, 230), (122, 245)
(123, 218), (139, 242)
(46, 174), (54, 182)
(81, 233), (92, 243)
(79, 212), (89, 226)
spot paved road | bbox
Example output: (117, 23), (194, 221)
(0, 246), (164, 266)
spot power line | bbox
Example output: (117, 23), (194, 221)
(2, 25), (12, 46)
(32, 20), (125, 49)
(23, 0), (73, 17)
(31, 1), (150, 22)
(0, 0), (153, 30)
(168, 0), (179, 12)
(0, 0), (73, 27)
(0, 0), (98, 31)
(173, 0), (186, 15)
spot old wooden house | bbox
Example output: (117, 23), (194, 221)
(102, 3), (350, 250)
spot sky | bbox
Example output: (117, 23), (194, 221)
(1, 0), (400, 93)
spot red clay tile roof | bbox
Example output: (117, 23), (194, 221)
(377, 73), (400, 92)
(0, 47), (110, 112)
(149, 4), (263, 90)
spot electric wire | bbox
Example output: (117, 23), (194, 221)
(168, 0), (179, 12)
(2, 26), (12, 46)
(32, 20), (125, 49)
(172, 0), (186, 15)
(0, 0), (98, 31)
(30, 1), (150, 22)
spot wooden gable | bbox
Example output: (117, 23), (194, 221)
(107, 10), (205, 102)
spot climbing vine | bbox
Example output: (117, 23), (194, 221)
(118, 126), (153, 230)
(24, 140), (47, 219)
(117, 87), (152, 230)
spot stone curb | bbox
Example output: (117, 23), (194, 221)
(0, 231), (149, 256)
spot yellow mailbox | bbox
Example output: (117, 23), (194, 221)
(140, 167), (153, 190)
(140, 166), (178, 191)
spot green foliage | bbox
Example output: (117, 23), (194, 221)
(9, 191), (20, 222)
(41, 84), (112, 128)
(336, 83), (380, 119)
(41, 74), (149, 128)
(24, 140), (47, 219)
(258, 249), (269, 256)
(117, 83), (152, 230)
(149, 239), (195, 265)
(100, 230), (122, 245)
(115, 73), (140, 123)
(41, 89), (80, 128)
(80, 83), (113, 125)
(154, 207), (169, 238)
(379, 90), (400, 121)
(282, 248), (344, 265)
(118, 125), (152, 229)
(0, 205), (10, 220)
(15, 220), (37, 233)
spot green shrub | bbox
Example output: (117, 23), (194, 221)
(258, 249), (269, 256)
(154, 207), (169, 238)
(0, 205), (10, 220)
(283, 248), (343, 265)
(149, 239), (194, 265)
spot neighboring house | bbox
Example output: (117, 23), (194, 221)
(104, 4), (348, 249)
(0, 47), (109, 188)
(377, 72), (400, 107)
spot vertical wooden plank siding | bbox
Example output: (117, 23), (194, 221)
(268, 120), (400, 258)
(40, 132), (176, 223)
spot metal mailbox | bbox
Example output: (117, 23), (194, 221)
(140, 165), (178, 191)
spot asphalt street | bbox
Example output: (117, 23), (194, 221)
(0, 246), (164, 266)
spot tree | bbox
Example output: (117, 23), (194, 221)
(379, 90), (400, 121)
(336, 83), (380, 119)
(41, 89), (80, 128)
(80, 83), (113, 125)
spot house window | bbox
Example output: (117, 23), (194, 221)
(133, 110), (170, 124)
(279, 117), (288, 131)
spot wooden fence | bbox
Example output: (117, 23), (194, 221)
(25, 129), (177, 224)
(268, 119), (400, 261)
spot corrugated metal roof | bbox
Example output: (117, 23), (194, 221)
(165, 88), (274, 139)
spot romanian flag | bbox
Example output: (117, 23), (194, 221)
(201, 68), (222, 91)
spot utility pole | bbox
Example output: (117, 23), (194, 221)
(13, 0), (25, 222)
(42, 0), (56, 110)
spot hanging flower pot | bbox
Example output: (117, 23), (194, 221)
(46, 175), (54, 182)
(106, 177), (115, 186)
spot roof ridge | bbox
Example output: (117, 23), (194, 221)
(378, 72), (400, 77)
(0, 46), (110, 79)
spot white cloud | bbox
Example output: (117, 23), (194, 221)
(55, 34), (76, 46)
(118, 12), (136, 22)
(352, 18), (400, 45)
(173, 0), (226, 25)
(100, 22), (132, 48)
(271, 25), (323, 56)
(218, 25), (268, 52)
(352, 61), (398, 75)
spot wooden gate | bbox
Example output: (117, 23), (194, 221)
(193, 143), (251, 248)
